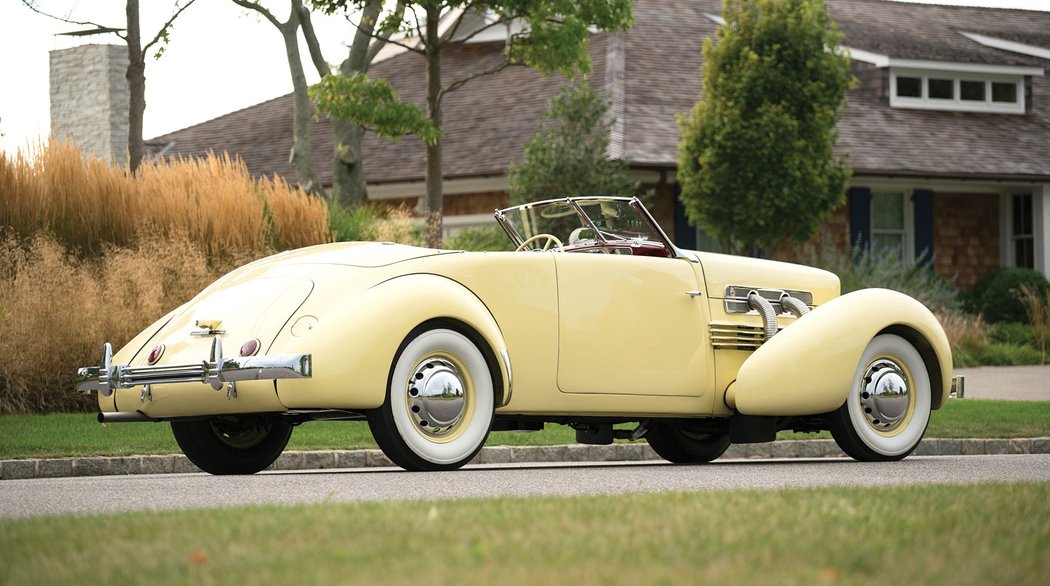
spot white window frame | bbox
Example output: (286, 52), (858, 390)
(1002, 192), (1036, 270)
(890, 68), (1025, 114)
(870, 191), (915, 260)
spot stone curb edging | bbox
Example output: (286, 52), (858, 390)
(2, 437), (1048, 481)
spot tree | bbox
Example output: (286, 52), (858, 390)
(233, 1), (405, 202)
(23, 0), (197, 174)
(677, 0), (852, 256)
(507, 78), (634, 206)
(312, 1), (634, 248)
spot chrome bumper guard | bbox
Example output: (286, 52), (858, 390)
(75, 337), (312, 396)
(949, 375), (965, 399)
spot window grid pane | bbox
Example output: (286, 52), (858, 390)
(960, 80), (985, 101)
(872, 192), (905, 230)
(929, 78), (954, 99)
(897, 76), (922, 98)
(992, 82), (1018, 103)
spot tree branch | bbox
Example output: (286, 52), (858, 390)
(439, 59), (511, 102)
(299, 1), (331, 76)
(143, 0), (198, 55)
(20, 1), (126, 40)
(446, 14), (510, 46)
(365, 0), (407, 64)
(231, 0), (282, 29)
(342, 2), (423, 55)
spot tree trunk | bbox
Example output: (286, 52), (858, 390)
(331, 119), (367, 206)
(126, 0), (145, 174)
(423, 5), (443, 249)
(283, 4), (322, 196)
(329, 1), (381, 208)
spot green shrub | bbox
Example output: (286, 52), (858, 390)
(967, 268), (1050, 323)
(969, 343), (1043, 366)
(801, 244), (960, 313)
(990, 322), (1036, 347)
(444, 227), (514, 252)
(329, 203), (382, 242)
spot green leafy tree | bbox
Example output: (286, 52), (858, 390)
(311, 0), (634, 248)
(678, 0), (852, 255)
(507, 78), (634, 205)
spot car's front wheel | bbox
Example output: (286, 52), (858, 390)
(646, 422), (730, 464)
(829, 333), (932, 461)
(368, 327), (494, 471)
(171, 417), (293, 475)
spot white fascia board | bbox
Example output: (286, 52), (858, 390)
(846, 47), (890, 67)
(845, 46), (1043, 76)
(960, 31), (1050, 62)
(368, 175), (508, 200)
(702, 13), (725, 26)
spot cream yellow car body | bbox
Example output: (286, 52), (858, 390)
(80, 196), (956, 472)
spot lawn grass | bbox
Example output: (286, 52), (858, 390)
(2, 399), (1048, 460)
(1, 483), (1048, 585)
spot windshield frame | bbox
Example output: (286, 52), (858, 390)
(494, 196), (688, 259)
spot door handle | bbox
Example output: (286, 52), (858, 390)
(685, 291), (703, 298)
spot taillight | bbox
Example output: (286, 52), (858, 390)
(240, 339), (261, 357)
(147, 344), (165, 365)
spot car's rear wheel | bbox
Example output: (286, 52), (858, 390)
(171, 417), (292, 475)
(829, 334), (931, 461)
(368, 328), (494, 471)
(646, 422), (730, 464)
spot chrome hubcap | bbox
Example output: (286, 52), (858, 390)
(859, 358), (910, 432)
(406, 358), (467, 438)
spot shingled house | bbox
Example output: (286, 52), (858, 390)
(150, 0), (1050, 289)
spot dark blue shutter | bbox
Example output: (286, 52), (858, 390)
(848, 187), (872, 255)
(673, 183), (697, 250)
(913, 189), (934, 265)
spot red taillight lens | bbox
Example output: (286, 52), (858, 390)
(240, 339), (261, 357)
(147, 344), (165, 365)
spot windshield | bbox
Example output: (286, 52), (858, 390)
(497, 198), (665, 250)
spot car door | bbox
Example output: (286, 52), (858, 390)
(554, 253), (712, 397)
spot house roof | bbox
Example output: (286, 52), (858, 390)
(151, 0), (1050, 185)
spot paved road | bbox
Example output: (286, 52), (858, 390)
(955, 365), (1050, 401)
(3, 454), (1048, 519)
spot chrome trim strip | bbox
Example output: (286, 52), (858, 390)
(723, 285), (813, 314)
(499, 348), (513, 407)
(75, 338), (312, 395)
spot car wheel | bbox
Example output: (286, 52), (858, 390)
(170, 418), (292, 475)
(829, 333), (931, 462)
(645, 422), (730, 464)
(368, 328), (494, 471)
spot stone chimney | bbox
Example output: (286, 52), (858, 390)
(49, 44), (129, 165)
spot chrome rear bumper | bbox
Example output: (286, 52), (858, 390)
(949, 375), (965, 399)
(75, 337), (312, 396)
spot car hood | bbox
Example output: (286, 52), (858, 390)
(695, 251), (840, 306)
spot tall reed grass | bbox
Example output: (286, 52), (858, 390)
(0, 140), (330, 262)
(1018, 284), (1050, 364)
(0, 141), (333, 413)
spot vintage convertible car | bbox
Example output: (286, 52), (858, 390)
(76, 196), (959, 473)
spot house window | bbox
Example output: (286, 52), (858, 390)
(1011, 194), (1035, 269)
(871, 191), (909, 259)
(890, 69), (1025, 113)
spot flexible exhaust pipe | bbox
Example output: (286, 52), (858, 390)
(779, 293), (810, 318)
(747, 291), (778, 340)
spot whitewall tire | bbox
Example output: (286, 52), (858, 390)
(829, 333), (931, 461)
(368, 328), (494, 471)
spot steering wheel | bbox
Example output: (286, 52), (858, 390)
(515, 233), (565, 252)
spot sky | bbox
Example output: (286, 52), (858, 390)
(1, 0), (1049, 156)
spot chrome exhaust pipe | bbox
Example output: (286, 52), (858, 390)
(97, 411), (157, 423)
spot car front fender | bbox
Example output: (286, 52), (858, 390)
(274, 273), (510, 411)
(727, 288), (952, 417)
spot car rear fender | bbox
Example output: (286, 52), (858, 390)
(274, 273), (509, 410)
(727, 288), (952, 416)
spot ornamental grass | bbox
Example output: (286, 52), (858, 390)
(0, 141), (331, 414)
